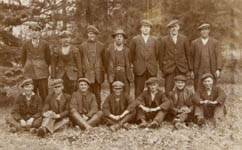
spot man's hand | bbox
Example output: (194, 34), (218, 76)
(26, 118), (34, 127)
(207, 101), (218, 105)
(215, 70), (220, 78)
(20, 120), (27, 127)
(180, 106), (191, 113)
(150, 107), (160, 112)
(139, 105), (151, 113)
(109, 114), (121, 121)
(54, 114), (61, 119)
(82, 115), (89, 121)
(120, 110), (129, 118)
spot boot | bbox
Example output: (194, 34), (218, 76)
(72, 112), (92, 129)
(147, 121), (159, 129)
(87, 111), (103, 127)
(138, 119), (148, 128)
(37, 127), (47, 138)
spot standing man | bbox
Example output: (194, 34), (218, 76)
(21, 23), (51, 103)
(106, 29), (133, 94)
(159, 19), (192, 94)
(130, 20), (159, 98)
(191, 23), (222, 91)
(80, 25), (105, 109)
(51, 31), (82, 94)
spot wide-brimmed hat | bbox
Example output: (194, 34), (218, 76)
(21, 79), (33, 88)
(112, 81), (125, 89)
(87, 25), (100, 34)
(174, 75), (187, 82)
(167, 19), (180, 28)
(198, 23), (210, 30)
(78, 78), (91, 85)
(112, 29), (127, 39)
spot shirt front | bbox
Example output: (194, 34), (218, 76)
(142, 34), (150, 44)
(201, 38), (209, 45)
(171, 33), (178, 44)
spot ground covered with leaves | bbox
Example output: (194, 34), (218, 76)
(0, 83), (241, 150)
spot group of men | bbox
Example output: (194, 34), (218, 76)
(5, 19), (227, 137)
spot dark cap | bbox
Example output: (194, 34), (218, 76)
(87, 25), (100, 34)
(112, 28), (127, 39)
(198, 23), (210, 30)
(112, 81), (125, 89)
(201, 73), (214, 81)
(145, 77), (160, 85)
(167, 19), (180, 28)
(21, 79), (33, 88)
(174, 75), (187, 82)
(51, 79), (63, 88)
(78, 78), (91, 85)
(140, 20), (152, 27)
(59, 31), (72, 38)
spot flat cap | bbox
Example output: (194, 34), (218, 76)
(29, 23), (42, 31)
(146, 77), (160, 85)
(59, 31), (72, 38)
(78, 78), (91, 85)
(198, 23), (210, 30)
(87, 25), (100, 34)
(201, 73), (214, 81)
(51, 79), (63, 88)
(21, 79), (33, 88)
(140, 20), (152, 27)
(167, 19), (180, 28)
(174, 75), (187, 81)
(112, 81), (125, 89)
(112, 28), (127, 39)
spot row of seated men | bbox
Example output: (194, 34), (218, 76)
(6, 72), (226, 137)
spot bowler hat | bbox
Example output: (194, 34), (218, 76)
(145, 77), (160, 85)
(21, 79), (33, 88)
(59, 31), (72, 38)
(167, 19), (180, 28)
(87, 25), (100, 34)
(198, 23), (210, 30)
(112, 81), (125, 89)
(201, 73), (214, 81)
(174, 75), (187, 82)
(78, 78), (91, 85)
(112, 29), (127, 39)
(51, 79), (63, 88)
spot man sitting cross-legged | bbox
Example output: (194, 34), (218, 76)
(37, 79), (70, 137)
(69, 78), (103, 130)
(136, 77), (171, 128)
(167, 75), (194, 129)
(102, 81), (136, 132)
(6, 79), (42, 133)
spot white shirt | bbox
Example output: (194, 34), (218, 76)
(142, 34), (150, 44)
(150, 91), (158, 101)
(201, 38), (209, 45)
(171, 34), (178, 44)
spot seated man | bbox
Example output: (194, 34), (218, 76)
(6, 79), (42, 133)
(37, 79), (70, 137)
(70, 78), (103, 130)
(136, 77), (171, 128)
(167, 75), (193, 129)
(102, 81), (136, 131)
(193, 73), (227, 126)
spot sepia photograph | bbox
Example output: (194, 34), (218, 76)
(0, 0), (241, 149)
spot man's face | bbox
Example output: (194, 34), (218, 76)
(148, 83), (159, 93)
(203, 77), (214, 89)
(113, 88), (123, 96)
(87, 32), (96, 41)
(61, 37), (71, 46)
(200, 28), (210, 38)
(23, 84), (34, 94)
(115, 34), (124, 46)
(169, 24), (180, 35)
(141, 25), (151, 35)
(53, 85), (64, 95)
(175, 81), (186, 90)
(79, 82), (89, 92)
(31, 30), (40, 40)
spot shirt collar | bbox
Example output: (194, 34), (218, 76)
(23, 92), (35, 96)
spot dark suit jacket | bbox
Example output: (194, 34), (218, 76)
(102, 93), (135, 116)
(51, 45), (82, 80)
(159, 34), (192, 75)
(191, 37), (222, 76)
(136, 90), (171, 111)
(106, 43), (133, 83)
(80, 41), (105, 84)
(193, 86), (226, 105)
(130, 35), (159, 76)
(43, 93), (71, 118)
(21, 39), (51, 80)
(11, 93), (42, 121)
(70, 91), (98, 118)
